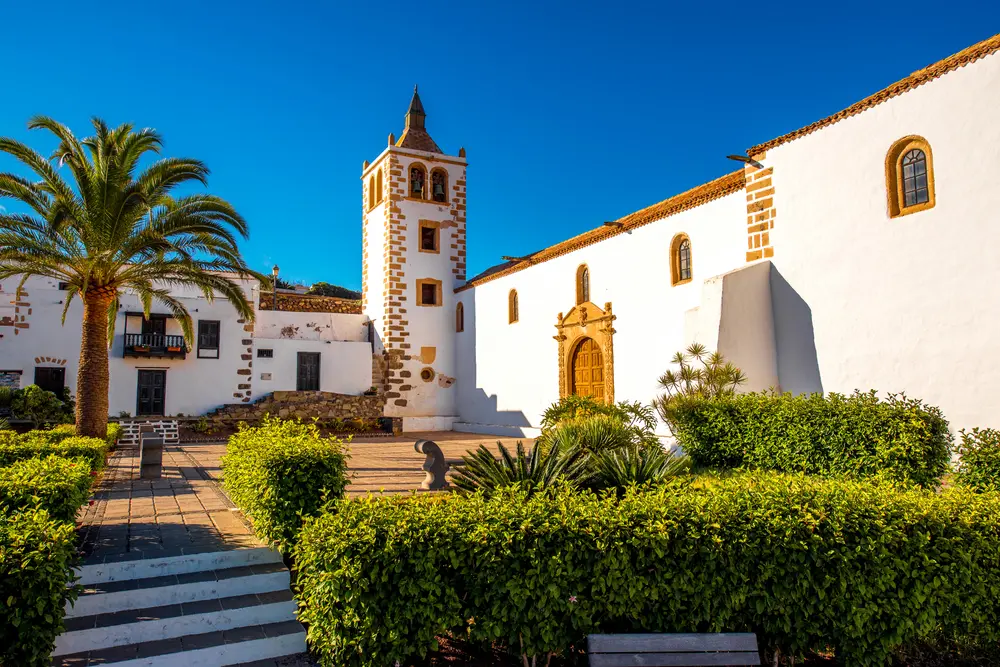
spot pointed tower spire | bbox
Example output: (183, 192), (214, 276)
(405, 85), (426, 129)
(396, 85), (443, 153)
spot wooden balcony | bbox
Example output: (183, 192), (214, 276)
(123, 333), (187, 359)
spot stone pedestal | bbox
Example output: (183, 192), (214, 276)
(138, 429), (164, 479)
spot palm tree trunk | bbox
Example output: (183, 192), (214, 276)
(76, 291), (112, 438)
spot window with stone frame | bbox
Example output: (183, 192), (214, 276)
(576, 264), (590, 305)
(670, 233), (693, 286)
(886, 136), (935, 218)
(419, 222), (439, 253)
(431, 168), (448, 203)
(417, 278), (442, 307)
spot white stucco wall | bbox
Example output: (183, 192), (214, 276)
(0, 274), (375, 418)
(251, 339), (373, 399)
(764, 50), (1000, 432)
(254, 310), (369, 342)
(456, 191), (747, 435)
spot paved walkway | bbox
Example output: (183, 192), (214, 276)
(77, 443), (261, 566)
(77, 431), (529, 563)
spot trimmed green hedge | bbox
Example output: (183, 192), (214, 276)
(0, 508), (79, 667)
(0, 455), (93, 522)
(294, 475), (1000, 667)
(665, 390), (951, 486)
(0, 433), (109, 472)
(222, 417), (350, 551)
(955, 427), (1000, 492)
(105, 422), (123, 448)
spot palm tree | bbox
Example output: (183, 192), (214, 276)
(0, 117), (259, 437)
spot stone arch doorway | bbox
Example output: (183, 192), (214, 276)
(571, 337), (605, 399)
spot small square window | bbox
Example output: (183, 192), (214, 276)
(419, 223), (439, 253)
(57, 282), (69, 291)
(257, 348), (274, 358)
(421, 283), (437, 305)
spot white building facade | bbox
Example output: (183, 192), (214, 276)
(1, 34), (998, 434)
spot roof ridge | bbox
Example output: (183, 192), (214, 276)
(748, 32), (1000, 155)
(459, 170), (745, 291)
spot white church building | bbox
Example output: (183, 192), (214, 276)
(2, 33), (998, 436)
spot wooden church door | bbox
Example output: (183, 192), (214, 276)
(571, 337), (604, 399)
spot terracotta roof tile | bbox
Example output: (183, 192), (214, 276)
(459, 170), (745, 291)
(748, 32), (1000, 155)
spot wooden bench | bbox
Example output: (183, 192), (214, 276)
(587, 633), (760, 666)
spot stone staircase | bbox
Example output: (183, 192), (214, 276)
(53, 548), (308, 666)
(205, 391), (384, 423)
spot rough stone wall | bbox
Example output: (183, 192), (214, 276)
(210, 391), (385, 421)
(745, 155), (776, 261)
(259, 292), (362, 314)
(383, 152), (411, 409)
(1, 286), (31, 335)
(235, 316), (254, 403)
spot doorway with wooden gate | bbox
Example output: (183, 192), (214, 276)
(136, 370), (166, 416)
(297, 352), (321, 391)
(571, 337), (605, 399)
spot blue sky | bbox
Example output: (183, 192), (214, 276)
(1, 1), (996, 289)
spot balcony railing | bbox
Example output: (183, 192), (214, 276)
(123, 333), (187, 359)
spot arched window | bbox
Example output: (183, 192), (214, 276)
(576, 264), (590, 305)
(670, 234), (692, 286)
(409, 163), (427, 199)
(375, 168), (383, 204)
(509, 289), (519, 324)
(431, 168), (448, 203)
(886, 136), (935, 217)
(368, 176), (375, 210)
(456, 302), (464, 332)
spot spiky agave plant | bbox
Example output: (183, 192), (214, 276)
(450, 441), (586, 496)
(587, 445), (691, 494)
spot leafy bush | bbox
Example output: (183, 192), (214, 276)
(0, 455), (93, 522)
(665, 390), (951, 487)
(954, 427), (1000, 492)
(451, 441), (585, 496)
(0, 433), (109, 471)
(0, 508), (79, 667)
(295, 474), (1000, 667)
(10, 384), (73, 428)
(222, 417), (350, 550)
(105, 422), (122, 448)
(540, 395), (660, 448)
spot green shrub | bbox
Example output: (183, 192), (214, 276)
(294, 474), (1000, 667)
(540, 395), (660, 448)
(665, 390), (951, 487)
(954, 427), (1000, 492)
(105, 422), (122, 448)
(0, 434), (109, 472)
(0, 508), (79, 666)
(0, 455), (93, 522)
(451, 441), (585, 496)
(10, 384), (72, 428)
(222, 417), (350, 551)
(586, 445), (691, 493)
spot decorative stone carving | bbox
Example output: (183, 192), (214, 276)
(554, 300), (616, 403)
(414, 439), (449, 490)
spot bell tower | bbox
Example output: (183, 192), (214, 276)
(361, 87), (467, 430)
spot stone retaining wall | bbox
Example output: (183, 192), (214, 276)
(258, 292), (362, 314)
(210, 391), (385, 421)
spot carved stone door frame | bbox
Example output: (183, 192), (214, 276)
(553, 301), (616, 403)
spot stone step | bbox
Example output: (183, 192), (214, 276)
(68, 565), (290, 618)
(52, 623), (305, 666)
(54, 593), (297, 656)
(76, 547), (283, 586)
(54, 549), (305, 666)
